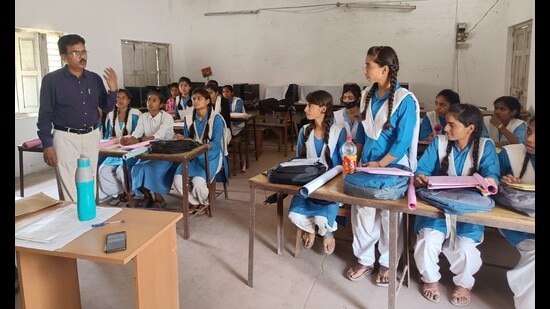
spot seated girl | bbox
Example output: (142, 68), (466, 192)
(482, 96), (526, 147)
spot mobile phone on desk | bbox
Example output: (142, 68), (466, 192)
(104, 231), (127, 253)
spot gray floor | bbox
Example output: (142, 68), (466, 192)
(15, 137), (519, 309)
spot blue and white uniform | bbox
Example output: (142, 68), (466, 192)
(288, 123), (347, 236)
(98, 108), (141, 199)
(130, 110), (176, 195)
(228, 96), (246, 136)
(482, 117), (526, 145)
(173, 112), (229, 206)
(414, 135), (500, 289)
(352, 84), (420, 270)
(498, 143), (535, 309)
(333, 108), (366, 144)
(419, 111), (446, 141)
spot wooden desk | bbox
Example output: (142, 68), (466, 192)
(230, 113), (258, 166)
(100, 144), (210, 240)
(15, 205), (182, 309)
(247, 174), (534, 309)
(17, 144), (63, 199)
(255, 110), (298, 157)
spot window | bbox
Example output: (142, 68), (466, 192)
(121, 40), (171, 87)
(15, 28), (63, 115)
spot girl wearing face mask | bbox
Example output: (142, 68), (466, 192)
(332, 83), (366, 159)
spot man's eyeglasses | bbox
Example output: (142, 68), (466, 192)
(67, 50), (88, 58)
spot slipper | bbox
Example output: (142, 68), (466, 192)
(450, 285), (471, 307)
(195, 205), (207, 215)
(117, 192), (128, 203)
(323, 236), (336, 255)
(108, 198), (121, 206)
(139, 197), (153, 208)
(422, 282), (440, 303)
(375, 265), (390, 287)
(346, 264), (374, 282)
(301, 232), (315, 249)
(189, 205), (199, 214)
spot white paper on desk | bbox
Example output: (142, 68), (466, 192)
(299, 165), (343, 198)
(355, 166), (414, 177)
(15, 205), (121, 251)
(230, 112), (248, 118)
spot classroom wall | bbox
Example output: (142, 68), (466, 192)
(15, 0), (535, 177)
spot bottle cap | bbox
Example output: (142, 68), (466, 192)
(346, 136), (353, 142)
(77, 156), (91, 168)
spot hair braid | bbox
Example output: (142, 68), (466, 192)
(110, 105), (119, 138)
(384, 69), (398, 130)
(440, 140), (452, 176)
(360, 85), (376, 120)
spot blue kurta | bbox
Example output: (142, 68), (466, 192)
(288, 124), (347, 227)
(414, 136), (501, 241)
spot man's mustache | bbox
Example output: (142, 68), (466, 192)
(79, 59), (87, 65)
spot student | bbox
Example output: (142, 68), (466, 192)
(346, 46), (420, 286)
(413, 103), (500, 306)
(482, 96), (526, 147)
(497, 116), (535, 309)
(165, 82), (180, 117)
(288, 90), (347, 255)
(419, 89), (461, 142)
(333, 83), (366, 159)
(172, 88), (229, 214)
(222, 85), (246, 136)
(98, 89), (142, 205)
(174, 76), (194, 123)
(37, 34), (118, 202)
(205, 82), (232, 135)
(120, 90), (175, 209)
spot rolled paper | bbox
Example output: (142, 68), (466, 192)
(427, 173), (498, 195)
(22, 138), (42, 149)
(407, 176), (417, 210)
(122, 146), (151, 160)
(472, 173), (498, 194)
(299, 165), (343, 198)
(355, 166), (414, 177)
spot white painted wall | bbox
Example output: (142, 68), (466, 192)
(15, 0), (535, 177)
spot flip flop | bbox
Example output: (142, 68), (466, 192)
(301, 232), (315, 249)
(323, 236), (336, 255)
(450, 285), (471, 307)
(346, 264), (374, 282)
(375, 265), (390, 287)
(422, 282), (440, 303)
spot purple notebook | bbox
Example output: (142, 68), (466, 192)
(427, 173), (497, 195)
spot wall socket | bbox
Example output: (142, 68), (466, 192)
(456, 22), (468, 43)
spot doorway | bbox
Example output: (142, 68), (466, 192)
(509, 20), (532, 111)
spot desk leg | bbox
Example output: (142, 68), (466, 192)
(277, 192), (284, 255)
(182, 163), (190, 240)
(388, 210), (398, 309)
(248, 186), (256, 287)
(243, 123), (250, 170)
(19, 147), (24, 197)
(16, 251), (81, 309)
(252, 118), (258, 161)
(133, 224), (179, 308)
(283, 126), (288, 157)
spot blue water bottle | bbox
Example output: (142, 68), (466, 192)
(76, 155), (96, 221)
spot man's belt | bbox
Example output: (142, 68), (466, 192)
(53, 124), (98, 134)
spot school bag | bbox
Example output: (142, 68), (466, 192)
(343, 164), (412, 200)
(493, 185), (535, 217)
(149, 140), (201, 154)
(267, 158), (327, 186)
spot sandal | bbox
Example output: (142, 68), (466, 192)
(139, 197), (153, 208)
(323, 236), (336, 255)
(301, 232), (315, 249)
(422, 282), (440, 303)
(375, 265), (390, 287)
(450, 285), (471, 307)
(117, 192), (128, 203)
(194, 205), (207, 215)
(346, 264), (374, 282)
(151, 199), (166, 209)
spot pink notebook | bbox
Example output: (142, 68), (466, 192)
(21, 138), (42, 149)
(121, 140), (151, 150)
(427, 173), (497, 195)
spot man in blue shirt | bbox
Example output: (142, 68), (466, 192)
(37, 34), (118, 202)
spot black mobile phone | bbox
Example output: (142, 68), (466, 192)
(104, 231), (127, 253)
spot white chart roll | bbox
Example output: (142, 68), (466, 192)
(122, 146), (151, 160)
(299, 165), (343, 198)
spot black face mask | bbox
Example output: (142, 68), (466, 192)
(342, 100), (359, 109)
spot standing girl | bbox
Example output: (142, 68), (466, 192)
(346, 46), (420, 286)
(288, 90), (347, 255)
(98, 89), (142, 205)
(413, 104), (500, 306)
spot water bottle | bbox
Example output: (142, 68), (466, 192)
(342, 136), (357, 176)
(433, 124), (443, 136)
(76, 155), (96, 221)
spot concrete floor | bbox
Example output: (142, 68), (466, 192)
(15, 137), (519, 309)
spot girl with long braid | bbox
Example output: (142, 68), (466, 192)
(346, 46), (420, 286)
(412, 104), (500, 306)
(98, 89), (141, 205)
(172, 88), (229, 214)
(497, 116), (535, 309)
(288, 90), (347, 255)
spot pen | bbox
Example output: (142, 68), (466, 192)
(91, 219), (125, 228)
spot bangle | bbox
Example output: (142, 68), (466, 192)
(497, 124), (503, 129)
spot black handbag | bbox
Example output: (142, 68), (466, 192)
(267, 159), (327, 186)
(149, 140), (201, 154)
